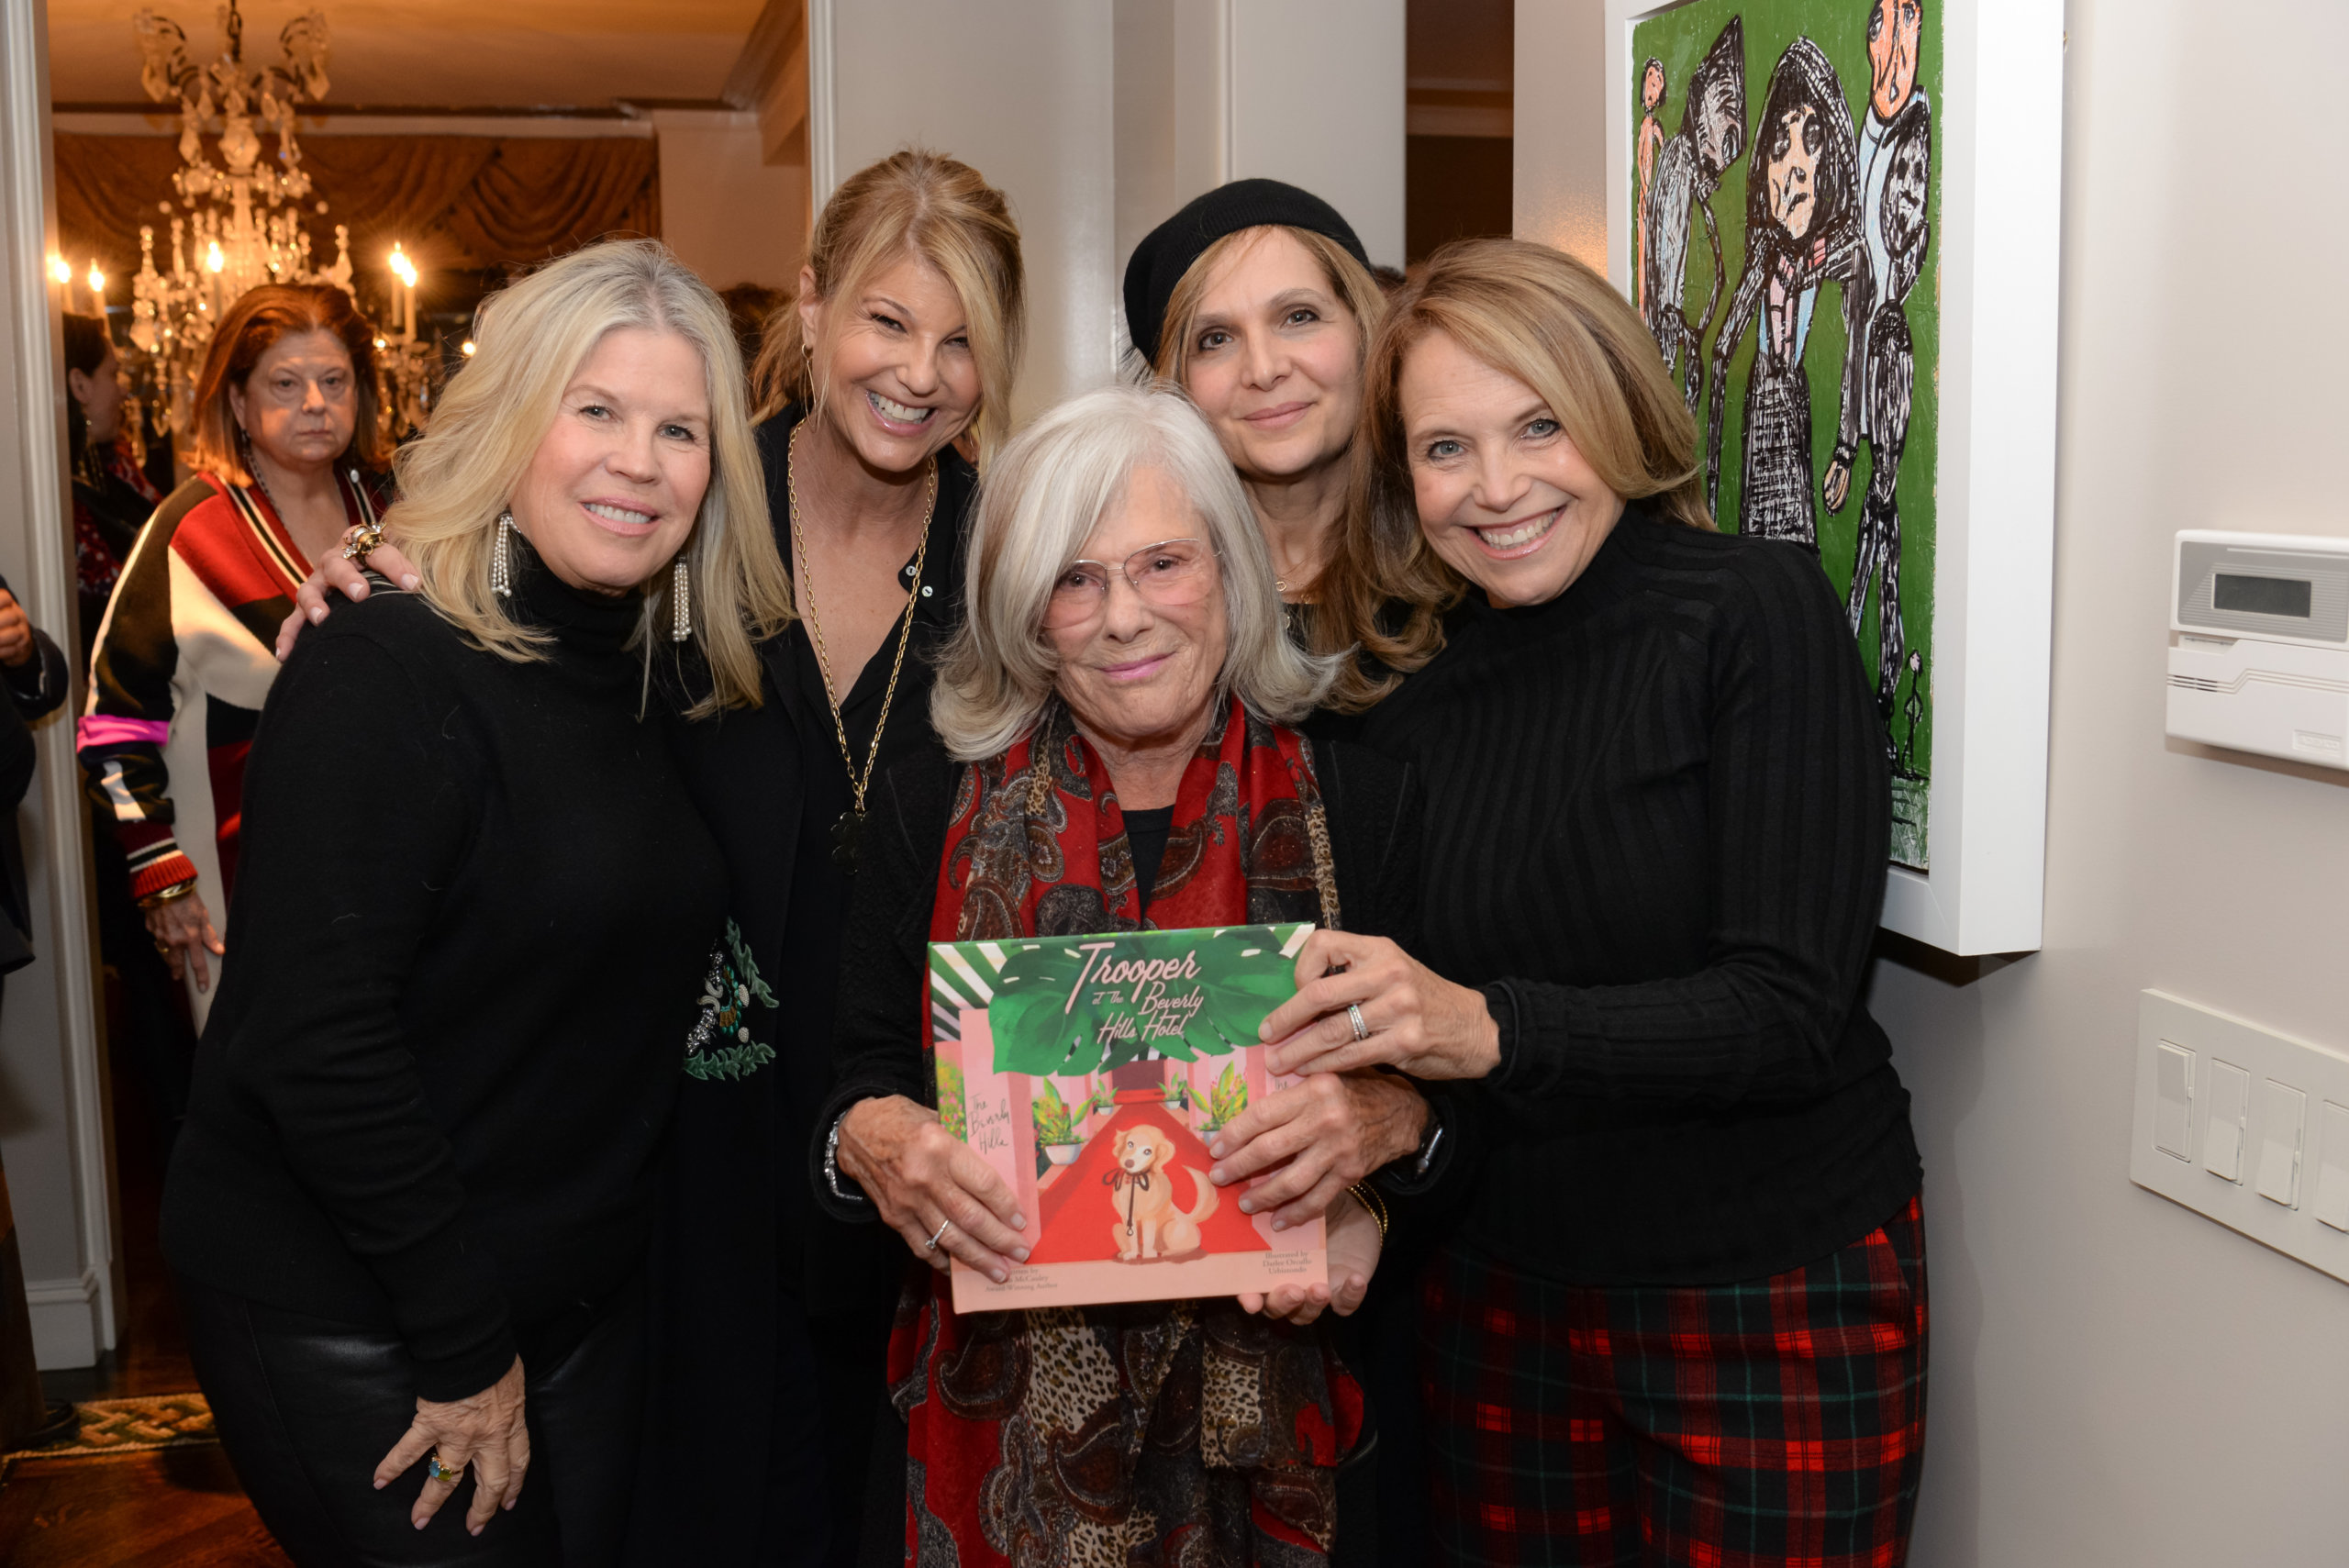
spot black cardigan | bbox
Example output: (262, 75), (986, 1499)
(810, 729), (1455, 1220)
(664, 406), (975, 1311)
(1356, 506), (1920, 1285)
(161, 558), (728, 1399)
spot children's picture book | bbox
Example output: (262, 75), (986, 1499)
(928, 922), (1329, 1313)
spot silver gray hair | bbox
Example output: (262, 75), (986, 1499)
(931, 382), (1341, 761)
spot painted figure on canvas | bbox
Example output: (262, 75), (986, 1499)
(1631, 0), (1942, 868)
(1638, 18), (1745, 412)
(1705, 37), (1866, 547)
(1826, 0), (1932, 737)
(1634, 57), (1668, 317)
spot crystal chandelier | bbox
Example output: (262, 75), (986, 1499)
(124, 1), (436, 449)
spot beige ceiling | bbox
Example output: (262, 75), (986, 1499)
(47, 0), (764, 109)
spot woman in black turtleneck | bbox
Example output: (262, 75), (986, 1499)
(1267, 243), (1929, 1566)
(164, 241), (793, 1568)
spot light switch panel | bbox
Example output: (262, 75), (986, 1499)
(2255, 1080), (2307, 1207)
(2314, 1102), (2349, 1233)
(2154, 1041), (2194, 1160)
(2206, 1061), (2251, 1183)
(2133, 992), (2349, 1285)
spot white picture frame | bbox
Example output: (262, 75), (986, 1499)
(1603, 0), (2062, 956)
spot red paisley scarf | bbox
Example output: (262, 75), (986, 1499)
(892, 695), (1361, 1565)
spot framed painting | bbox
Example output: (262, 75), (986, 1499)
(1605, 0), (2062, 954)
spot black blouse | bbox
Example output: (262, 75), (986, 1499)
(1355, 506), (1921, 1285)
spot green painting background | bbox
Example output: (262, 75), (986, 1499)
(1631, 0), (1939, 868)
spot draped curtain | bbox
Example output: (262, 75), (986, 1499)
(55, 132), (661, 284)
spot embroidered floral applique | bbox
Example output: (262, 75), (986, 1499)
(683, 917), (777, 1081)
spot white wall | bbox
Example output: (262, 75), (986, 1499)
(1874, 1), (2349, 1561)
(827, 0), (1118, 423)
(1227, 0), (1406, 269)
(1512, 0), (1604, 269)
(819, 0), (1404, 416)
(0, 2), (114, 1370)
(651, 109), (807, 292)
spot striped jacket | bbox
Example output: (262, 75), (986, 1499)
(78, 470), (382, 914)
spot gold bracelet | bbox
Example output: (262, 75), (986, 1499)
(136, 879), (197, 910)
(1345, 1182), (1390, 1242)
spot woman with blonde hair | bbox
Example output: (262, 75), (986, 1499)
(167, 238), (791, 1565)
(820, 382), (1434, 1563)
(1261, 238), (1928, 1565)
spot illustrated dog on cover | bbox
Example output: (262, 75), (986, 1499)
(1105, 1123), (1219, 1262)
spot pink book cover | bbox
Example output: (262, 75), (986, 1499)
(928, 923), (1328, 1313)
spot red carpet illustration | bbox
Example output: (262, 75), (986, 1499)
(1024, 1101), (1271, 1264)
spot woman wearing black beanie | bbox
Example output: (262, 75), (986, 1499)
(1124, 184), (1440, 695)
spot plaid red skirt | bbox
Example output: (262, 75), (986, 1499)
(1420, 1195), (1928, 1568)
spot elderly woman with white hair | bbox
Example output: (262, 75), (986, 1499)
(815, 383), (1439, 1563)
(163, 239), (794, 1565)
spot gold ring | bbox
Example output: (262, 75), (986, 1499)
(339, 521), (385, 562)
(426, 1451), (461, 1484)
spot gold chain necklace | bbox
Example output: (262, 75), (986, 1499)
(787, 421), (938, 869)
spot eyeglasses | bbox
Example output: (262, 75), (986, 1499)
(1042, 538), (1219, 629)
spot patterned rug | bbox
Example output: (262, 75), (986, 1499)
(5, 1392), (217, 1461)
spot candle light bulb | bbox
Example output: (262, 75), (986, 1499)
(205, 240), (225, 274)
(86, 261), (106, 295)
(47, 255), (71, 285)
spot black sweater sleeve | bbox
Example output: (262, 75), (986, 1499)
(809, 748), (951, 1223)
(220, 630), (512, 1397)
(1482, 539), (1892, 1110)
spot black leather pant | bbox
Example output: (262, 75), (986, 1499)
(180, 1271), (645, 1567)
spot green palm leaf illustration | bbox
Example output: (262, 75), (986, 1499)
(974, 924), (1308, 1079)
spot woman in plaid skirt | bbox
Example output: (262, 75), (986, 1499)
(1268, 237), (1928, 1568)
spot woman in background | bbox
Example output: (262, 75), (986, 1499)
(63, 312), (163, 660)
(80, 284), (386, 1026)
(62, 312), (195, 1145)
(1271, 238), (1927, 1566)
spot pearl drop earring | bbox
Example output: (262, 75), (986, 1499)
(492, 511), (514, 597)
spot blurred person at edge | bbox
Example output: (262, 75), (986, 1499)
(283, 149), (1027, 1567)
(63, 311), (165, 661)
(78, 284), (389, 1029)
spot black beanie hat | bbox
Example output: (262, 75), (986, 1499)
(1121, 178), (1372, 366)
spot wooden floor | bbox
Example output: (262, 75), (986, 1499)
(0, 1040), (292, 1567)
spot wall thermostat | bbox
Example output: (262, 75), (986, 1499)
(2168, 530), (2349, 768)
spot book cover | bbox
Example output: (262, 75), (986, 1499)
(928, 922), (1329, 1312)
